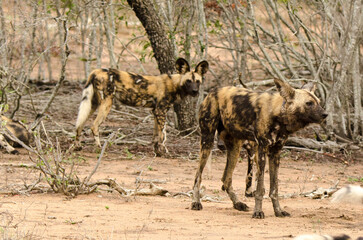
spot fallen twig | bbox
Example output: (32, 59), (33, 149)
(82, 132), (117, 187)
(0, 163), (37, 168)
(130, 182), (168, 196)
(135, 177), (167, 184)
(300, 181), (340, 199)
(283, 146), (323, 154)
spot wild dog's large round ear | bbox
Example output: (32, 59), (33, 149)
(195, 60), (209, 76)
(301, 82), (317, 93)
(175, 58), (190, 74)
(274, 78), (295, 100)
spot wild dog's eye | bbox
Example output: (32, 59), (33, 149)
(196, 80), (201, 84)
(186, 79), (192, 84)
(306, 101), (314, 106)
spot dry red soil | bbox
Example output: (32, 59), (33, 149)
(1, 146), (362, 239)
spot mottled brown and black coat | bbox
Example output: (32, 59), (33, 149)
(0, 116), (32, 154)
(75, 58), (209, 156)
(191, 79), (327, 218)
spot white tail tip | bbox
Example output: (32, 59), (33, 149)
(75, 84), (94, 129)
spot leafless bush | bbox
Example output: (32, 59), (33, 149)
(1, 0), (361, 148)
(205, 0), (362, 142)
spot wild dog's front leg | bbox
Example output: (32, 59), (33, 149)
(244, 141), (257, 197)
(253, 145), (267, 219)
(152, 108), (168, 157)
(191, 134), (214, 210)
(91, 96), (113, 148)
(221, 137), (248, 211)
(269, 144), (290, 217)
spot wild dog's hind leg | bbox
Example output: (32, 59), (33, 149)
(244, 141), (257, 197)
(268, 143), (290, 217)
(75, 83), (100, 150)
(91, 96), (113, 148)
(75, 105), (98, 150)
(253, 144), (268, 219)
(221, 136), (248, 211)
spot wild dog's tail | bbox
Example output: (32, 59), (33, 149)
(75, 77), (95, 132)
(331, 185), (363, 205)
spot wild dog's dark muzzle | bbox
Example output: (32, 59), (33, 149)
(192, 82), (200, 95)
(183, 81), (200, 96)
(192, 89), (199, 96)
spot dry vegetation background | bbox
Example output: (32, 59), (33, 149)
(0, 0), (362, 239)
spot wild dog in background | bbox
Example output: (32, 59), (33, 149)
(191, 79), (327, 218)
(0, 116), (32, 154)
(294, 234), (352, 240)
(75, 58), (209, 156)
(331, 185), (363, 205)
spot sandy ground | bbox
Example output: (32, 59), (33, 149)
(0, 147), (362, 240)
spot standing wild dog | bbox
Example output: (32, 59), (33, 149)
(75, 58), (209, 156)
(191, 79), (327, 218)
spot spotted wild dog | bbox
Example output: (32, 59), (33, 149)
(191, 79), (327, 218)
(0, 115), (32, 154)
(75, 58), (209, 156)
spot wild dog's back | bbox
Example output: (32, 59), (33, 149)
(203, 86), (283, 141)
(109, 70), (175, 108)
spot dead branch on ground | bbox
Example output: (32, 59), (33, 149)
(286, 136), (360, 152)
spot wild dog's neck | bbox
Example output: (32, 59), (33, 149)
(170, 74), (187, 98)
(273, 93), (305, 134)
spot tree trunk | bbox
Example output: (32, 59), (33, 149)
(102, 0), (117, 68)
(127, 0), (197, 132)
(127, 0), (175, 75)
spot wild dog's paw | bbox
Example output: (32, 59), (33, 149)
(191, 202), (203, 210)
(245, 191), (255, 198)
(233, 202), (249, 211)
(252, 211), (265, 219)
(275, 210), (290, 217)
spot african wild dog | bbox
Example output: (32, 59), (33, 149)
(0, 116), (32, 154)
(294, 234), (352, 240)
(331, 185), (363, 205)
(75, 58), (209, 156)
(191, 78), (327, 218)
